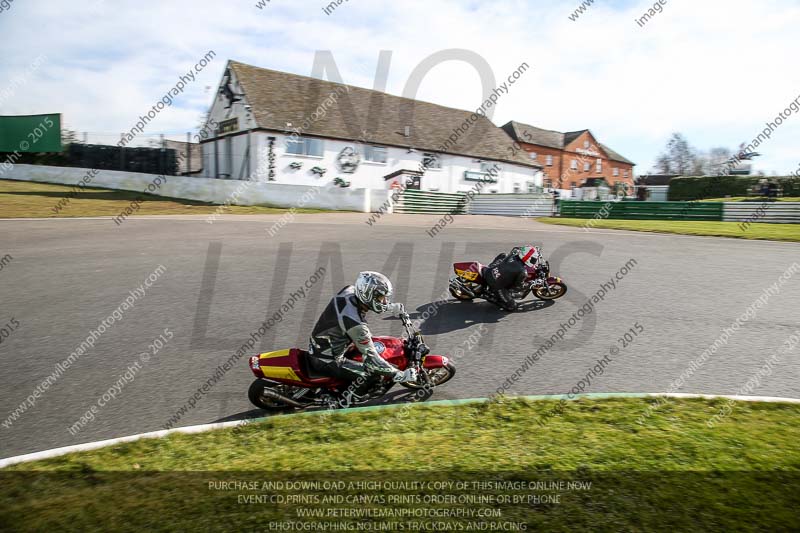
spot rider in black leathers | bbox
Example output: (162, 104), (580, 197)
(483, 246), (540, 311)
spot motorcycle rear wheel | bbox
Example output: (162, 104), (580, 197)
(400, 362), (456, 390)
(534, 282), (567, 300)
(248, 380), (296, 411)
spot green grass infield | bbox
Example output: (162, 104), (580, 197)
(540, 217), (800, 242)
(2, 397), (799, 531)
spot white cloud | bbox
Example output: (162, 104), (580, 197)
(0, 0), (798, 173)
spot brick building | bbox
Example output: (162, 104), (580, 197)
(501, 121), (635, 193)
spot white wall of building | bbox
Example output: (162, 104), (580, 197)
(4, 164), (387, 212)
(201, 131), (542, 194)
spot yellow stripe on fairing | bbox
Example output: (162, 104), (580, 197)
(259, 349), (290, 360)
(261, 366), (302, 382)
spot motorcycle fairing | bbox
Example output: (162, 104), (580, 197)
(453, 261), (485, 283)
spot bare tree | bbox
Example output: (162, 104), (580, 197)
(654, 153), (672, 174)
(665, 133), (695, 175)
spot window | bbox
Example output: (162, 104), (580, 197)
(571, 159), (578, 170)
(546, 155), (553, 166)
(613, 167), (619, 177)
(584, 161), (591, 172)
(570, 181), (577, 188)
(513, 183), (521, 193)
(530, 152), (537, 160)
(422, 153), (441, 170)
(584, 140), (590, 149)
(286, 136), (323, 157)
(596, 158), (602, 173)
(364, 145), (388, 164)
(219, 118), (239, 134)
(624, 169), (629, 178)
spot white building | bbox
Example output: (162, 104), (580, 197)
(200, 60), (543, 194)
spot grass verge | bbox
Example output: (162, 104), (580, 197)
(702, 197), (800, 202)
(0, 178), (328, 218)
(2, 397), (799, 531)
(540, 217), (800, 242)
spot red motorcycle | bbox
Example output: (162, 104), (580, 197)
(449, 252), (567, 305)
(247, 313), (455, 411)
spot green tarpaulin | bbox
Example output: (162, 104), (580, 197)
(0, 114), (62, 153)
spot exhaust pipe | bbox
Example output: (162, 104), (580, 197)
(450, 279), (476, 298)
(260, 386), (308, 408)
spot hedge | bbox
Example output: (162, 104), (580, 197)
(0, 143), (178, 176)
(668, 175), (800, 201)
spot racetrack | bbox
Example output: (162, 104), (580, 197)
(1, 214), (798, 458)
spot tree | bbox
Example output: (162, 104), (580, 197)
(704, 147), (733, 174)
(691, 152), (709, 176)
(655, 153), (672, 174)
(665, 133), (695, 175)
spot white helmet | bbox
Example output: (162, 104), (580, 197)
(517, 245), (540, 267)
(354, 271), (393, 313)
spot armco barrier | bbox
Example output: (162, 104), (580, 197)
(3, 164), (390, 213)
(559, 200), (724, 221)
(395, 189), (467, 214)
(396, 190), (554, 216)
(722, 202), (800, 224)
(468, 193), (554, 217)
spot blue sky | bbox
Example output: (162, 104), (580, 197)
(1, 0), (799, 174)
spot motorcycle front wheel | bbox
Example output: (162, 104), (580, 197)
(400, 362), (456, 390)
(533, 282), (567, 300)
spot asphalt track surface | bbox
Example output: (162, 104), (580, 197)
(1, 214), (798, 458)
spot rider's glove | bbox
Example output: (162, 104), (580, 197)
(393, 367), (418, 383)
(385, 302), (405, 316)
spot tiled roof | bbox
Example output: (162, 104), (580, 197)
(501, 120), (635, 166)
(501, 121), (565, 150)
(228, 61), (541, 168)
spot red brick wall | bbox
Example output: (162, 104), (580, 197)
(519, 130), (635, 191)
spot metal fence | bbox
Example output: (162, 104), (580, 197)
(722, 202), (800, 224)
(559, 201), (725, 221)
(559, 200), (800, 224)
(395, 190), (556, 216)
(394, 190), (467, 214)
(468, 193), (554, 217)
